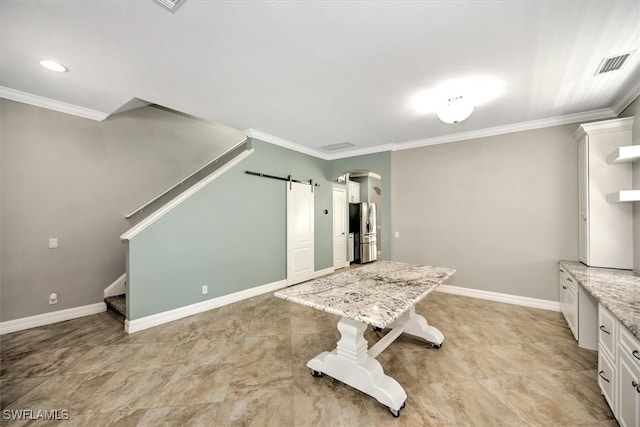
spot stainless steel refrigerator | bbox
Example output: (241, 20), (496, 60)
(349, 202), (377, 264)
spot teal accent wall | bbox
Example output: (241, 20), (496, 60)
(327, 152), (392, 260)
(127, 139), (331, 320)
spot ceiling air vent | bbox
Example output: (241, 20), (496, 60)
(321, 142), (355, 151)
(152, 0), (185, 12)
(595, 52), (632, 75)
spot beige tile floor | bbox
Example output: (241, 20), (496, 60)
(0, 290), (617, 426)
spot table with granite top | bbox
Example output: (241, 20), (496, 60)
(275, 261), (455, 417)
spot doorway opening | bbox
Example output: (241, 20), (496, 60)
(333, 170), (383, 269)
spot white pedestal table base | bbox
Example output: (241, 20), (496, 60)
(306, 306), (443, 416)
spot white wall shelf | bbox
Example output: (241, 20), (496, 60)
(607, 190), (640, 203)
(607, 145), (640, 164)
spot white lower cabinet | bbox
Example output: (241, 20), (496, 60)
(598, 349), (616, 409)
(598, 304), (617, 411)
(598, 304), (640, 426)
(559, 265), (597, 350)
(559, 267), (578, 339)
(618, 326), (640, 427)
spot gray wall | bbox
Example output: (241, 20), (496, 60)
(0, 99), (245, 321)
(619, 96), (640, 273)
(390, 124), (580, 301)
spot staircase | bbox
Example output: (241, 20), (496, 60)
(114, 133), (252, 331)
(105, 294), (126, 323)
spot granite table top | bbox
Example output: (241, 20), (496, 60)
(559, 260), (639, 340)
(274, 261), (455, 329)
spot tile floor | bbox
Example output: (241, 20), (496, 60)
(1, 290), (617, 426)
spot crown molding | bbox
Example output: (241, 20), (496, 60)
(244, 128), (329, 160)
(392, 108), (618, 152)
(572, 116), (634, 140)
(247, 107), (620, 160)
(325, 143), (395, 160)
(244, 128), (394, 160)
(245, 128), (396, 161)
(0, 86), (109, 121)
(611, 79), (640, 114)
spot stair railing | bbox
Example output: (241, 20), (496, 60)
(125, 137), (248, 219)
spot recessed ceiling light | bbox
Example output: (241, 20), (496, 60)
(40, 60), (67, 73)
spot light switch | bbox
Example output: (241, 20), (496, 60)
(394, 232), (400, 238)
(49, 238), (58, 249)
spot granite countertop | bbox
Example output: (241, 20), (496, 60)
(559, 260), (640, 339)
(274, 261), (455, 329)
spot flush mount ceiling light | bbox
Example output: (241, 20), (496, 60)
(436, 96), (475, 124)
(410, 76), (502, 123)
(40, 60), (67, 72)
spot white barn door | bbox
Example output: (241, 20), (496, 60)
(287, 181), (315, 285)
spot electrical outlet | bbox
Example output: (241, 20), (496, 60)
(49, 238), (58, 248)
(202, 285), (208, 295)
(49, 293), (58, 304)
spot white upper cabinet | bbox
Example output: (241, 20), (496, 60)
(348, 181), (361, 203)
(574, 117), (634, 270)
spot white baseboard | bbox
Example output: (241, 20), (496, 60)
(0, 303), (107, 335)
(125, 279), (288, 334)
(104, 273), (126, 298)
(436, 284), (561, 312)
(126, 268), (335, 333)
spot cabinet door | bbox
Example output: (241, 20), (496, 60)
(559, 276), (578, 341)
(598, 349), (616, 411)
(348, 182), (361, 203)
(618, 353), (640, 427)
(578, 138), (589, 265)
(618, 327), (640, 427)
(565, 286), (578, 340)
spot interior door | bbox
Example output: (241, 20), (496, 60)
(287, 181), (315, 285)
(333, 187), (347, 269)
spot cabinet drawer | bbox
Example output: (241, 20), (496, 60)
(598, 348), (616, 410)
(598, 305), (617, 359)
(559, 268), (577, 292)
(619, 326), (640, 370)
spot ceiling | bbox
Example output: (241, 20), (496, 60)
(1, 1), (639, 159)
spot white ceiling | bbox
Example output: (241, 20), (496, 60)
(1, 1), (639, 158)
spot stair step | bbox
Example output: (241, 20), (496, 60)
(104, 294), (126, 323)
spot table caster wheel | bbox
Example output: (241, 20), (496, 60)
(310, 370), (323, 377)
(432, 343), (442, 349)
(388, 401), (405, 417)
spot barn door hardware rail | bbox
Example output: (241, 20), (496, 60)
(245, 171), (319, 192)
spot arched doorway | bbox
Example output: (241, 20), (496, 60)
(333, 170), (383, 268)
